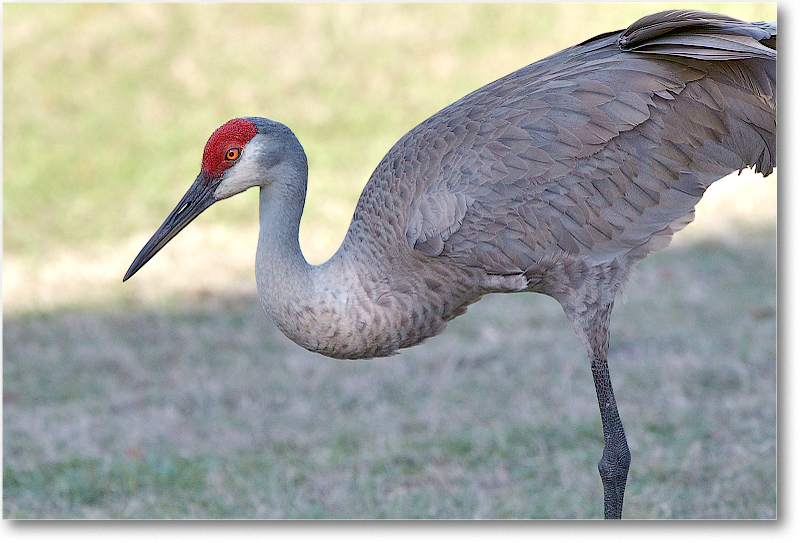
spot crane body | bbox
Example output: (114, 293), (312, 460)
(124, 10), (776, 518)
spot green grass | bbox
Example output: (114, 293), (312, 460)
(3, 3), (777, 519)
(3, 229), (776, 518)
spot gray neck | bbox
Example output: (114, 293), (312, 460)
(254, 173), (312, 335)
(253, 165), (476, 360)
(254, 172), (380, 359)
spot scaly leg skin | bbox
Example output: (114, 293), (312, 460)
(591, 357), (631, 519)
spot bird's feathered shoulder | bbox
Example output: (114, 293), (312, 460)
(350, 10), (776, 278)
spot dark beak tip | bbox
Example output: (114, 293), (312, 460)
(122, 261), (140, 282)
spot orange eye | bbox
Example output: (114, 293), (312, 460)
(226, 148), (241, 161)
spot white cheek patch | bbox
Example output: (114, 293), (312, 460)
(213, 141), (267, 200)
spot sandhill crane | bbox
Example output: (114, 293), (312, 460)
(123, 10), (776, 519)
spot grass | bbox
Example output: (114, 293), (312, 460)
(3, 3), (777, 519)
(3, 227), (777, 518)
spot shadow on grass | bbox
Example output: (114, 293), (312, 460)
(3, 231), (776, 519)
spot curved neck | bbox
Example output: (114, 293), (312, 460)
(253, 167), (475, 360)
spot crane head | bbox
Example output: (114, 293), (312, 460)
(123, 117), (266, 281)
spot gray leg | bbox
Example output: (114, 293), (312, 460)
(591, 356), (631, 519)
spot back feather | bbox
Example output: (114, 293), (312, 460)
(349, 9), (776, 289)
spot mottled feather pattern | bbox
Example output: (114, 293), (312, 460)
(251, 10), (777, 360)
(316, 10), (776, 358)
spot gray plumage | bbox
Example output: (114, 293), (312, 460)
(271, 9), (776, 360)
(124, 10), (777, 518)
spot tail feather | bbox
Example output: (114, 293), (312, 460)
(618, 10), (776, 61)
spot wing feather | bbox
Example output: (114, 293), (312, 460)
(352, 10), (775, 287)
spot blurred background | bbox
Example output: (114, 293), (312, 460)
(3, 3), (776, 518)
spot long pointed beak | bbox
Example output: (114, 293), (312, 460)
(123, 172), (219, 281)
